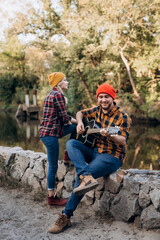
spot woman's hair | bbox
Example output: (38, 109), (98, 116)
(55, 78), (68, 104)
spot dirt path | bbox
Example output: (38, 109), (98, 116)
(0, 186), (160, 240)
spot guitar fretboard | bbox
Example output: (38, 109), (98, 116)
(86, 126), (120, 135)
(87, 128), (102, 134)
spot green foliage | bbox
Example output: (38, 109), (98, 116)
(0, 0), (160, 119)
(0, 73), (19, 104)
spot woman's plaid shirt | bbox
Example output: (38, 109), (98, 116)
(81, 103), (132, 161)
(39, 88), (70, 138)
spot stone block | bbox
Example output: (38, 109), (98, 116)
(14, 152), (31, 174)
(140, 182), (150, 194)
(110, 190), (140, 221)
(64, 171), (75, 191)
(4, 152), (16, 166)
(62, 189), (72, 199)
(95, 190), (103, 200)
(32, 159), (45, 179)
(41, 178), (47, 190)
(96, 177), (105, 191)
(123, 176), (139, 194)
(149, 188), (160, 210)
(10, 163), (23, 180)
(98, 191), (112, 214)
(22, 168), (34, 186)
(56, 181), (64, 197)
(138, 190), (150, 209)
(57, 161), (67, 181)
(105, 173), (121, 194)
(82, 190), (94, 206)
(141, 205), (160, 230)
(116, 169), (126, 182)
(134, 216), (142, 229)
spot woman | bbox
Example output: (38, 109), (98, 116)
(39, 72), (77, 206)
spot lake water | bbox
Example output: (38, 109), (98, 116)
(0, 112), (160, 170)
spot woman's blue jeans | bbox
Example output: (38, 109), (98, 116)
(40, 124), (76, 190)
(62, 139), (123, 218)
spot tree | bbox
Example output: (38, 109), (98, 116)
(25, 46), (52, 85)
(1, 0), (160, 118)
(0, 73), (18, 104)
(0, 36), (39, 104)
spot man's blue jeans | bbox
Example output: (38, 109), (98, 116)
(62, 139), (123, 218)
(40, 124), (76, 190)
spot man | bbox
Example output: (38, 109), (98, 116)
(48, 83), (132, 233)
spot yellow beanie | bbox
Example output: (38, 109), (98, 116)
(48, 72), (66, 88)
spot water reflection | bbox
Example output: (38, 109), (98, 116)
(0, 112), (159, 170)
(123, 122), (160, 170)
(15, 118), (39, 139)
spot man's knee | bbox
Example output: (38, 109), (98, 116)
(66, 139), (77, 150)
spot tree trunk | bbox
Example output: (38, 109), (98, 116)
(76, 69), (94, 106)
(120, 49), (143, 104)
(131, 145), (141, 168)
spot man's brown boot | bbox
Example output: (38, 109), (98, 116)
(48, 213), (71, 234)
(73, 175), (99, 196)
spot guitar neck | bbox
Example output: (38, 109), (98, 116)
(87, 128), (102, 134)
(87, 126), (120, 135)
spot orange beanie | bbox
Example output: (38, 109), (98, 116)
(96, 84), (115, 99)
(48, 72), (66, 88)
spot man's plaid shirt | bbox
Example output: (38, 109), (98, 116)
(81, 103), (132, 161)
(39, 88), (70, 138)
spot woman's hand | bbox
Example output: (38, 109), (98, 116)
(67, 121), (72, 125)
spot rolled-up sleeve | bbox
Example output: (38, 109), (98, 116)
(119, 114), (132, 142)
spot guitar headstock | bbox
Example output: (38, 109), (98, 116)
(107, 126), (120, 135)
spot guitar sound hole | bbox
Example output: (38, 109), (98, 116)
(82, 126), (89, 138)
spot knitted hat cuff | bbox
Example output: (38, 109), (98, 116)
(96, 84), (115, 99)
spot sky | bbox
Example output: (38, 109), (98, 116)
(0, 0), (36, 40)
(0, 0), (60, 41)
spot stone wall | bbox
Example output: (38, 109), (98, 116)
(0, 146), (160, 230)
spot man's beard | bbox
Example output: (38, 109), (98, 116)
(101, 103), (112, 112)
(101, 103), (111, 111)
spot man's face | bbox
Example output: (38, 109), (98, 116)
(97, 93), (114, 112)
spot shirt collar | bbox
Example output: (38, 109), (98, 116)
(52, 87), (57, 91)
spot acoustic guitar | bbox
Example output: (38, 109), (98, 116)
(75, 117), (120, 148)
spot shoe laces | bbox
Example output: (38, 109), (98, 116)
(79, 175), (85, 184)
(55, 214), (66, 225)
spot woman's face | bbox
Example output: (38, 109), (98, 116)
(59, 78), (69, 90)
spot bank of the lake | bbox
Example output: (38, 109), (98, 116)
(0, 110), (160, 170)
(1, 187), (160, 240)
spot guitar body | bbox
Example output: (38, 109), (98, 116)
(76, 117), (101, 148)
(74, 117), (120, 148)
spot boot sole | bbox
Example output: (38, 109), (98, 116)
(48, 202), (68, 206)
(73, 182), (99, 196)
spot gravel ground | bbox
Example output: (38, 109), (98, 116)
(0, 186), (160, 240)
